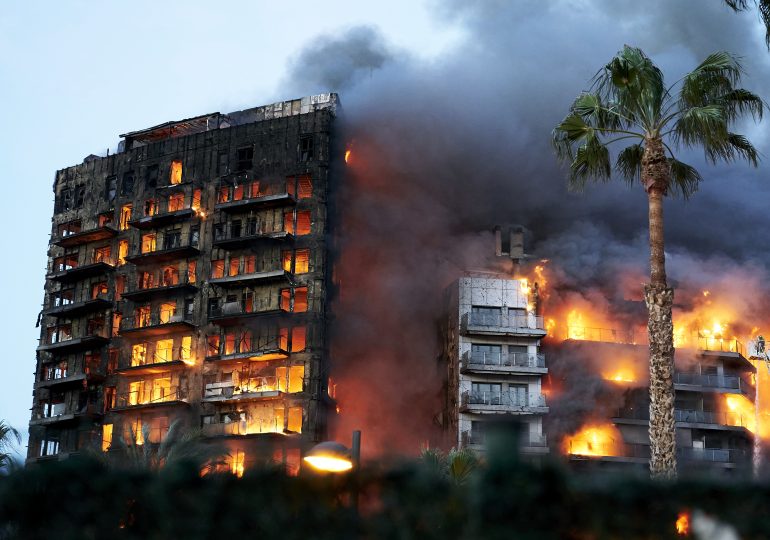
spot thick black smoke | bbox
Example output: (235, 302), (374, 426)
(280, 0), (770, 456)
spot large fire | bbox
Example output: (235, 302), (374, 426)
(676, 512), (690, 535)
(723, 393), (757, 433)
(563, 423), (622, 457)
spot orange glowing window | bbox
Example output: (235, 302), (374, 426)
(136, 305), (151, 327)
(98, 213), (113, 227)
(155, 339), (173, 362)
(288, 175), (312, 199)
(132, 343), (147, 366)
(229, 258), (240, 277)
(224, 333), (236, 355)
(170, 160), (183, 185)
(91, 281), (108, 299)
(291, 327), (306, 352)
(148, 416), (170, 444)
(239, 330), (252, 353)
(217, 186), (230, 203)
(282, 251), (292, 272)
(159, 302), (176, 324)
(161, 265), (179, 287)
(230, 449), (245, 478)
(207, 335), (220, 357)
(280, 290), (291, 312)
(168, 192), (185, 212)
(119, 204), (132, 230)
(102, 424), (113, 452)
(294, 287), (308, 313)
(244, 255), (256, 274)
(295, 249), (310, 274)
(93, 245), (111, 264)
(287, 406), (302, 433)
(284, 212), (295, 235)
(289, 366), (304, 393)
(180, 336), (192, 361)
(140, 271), (154, 290)
(187, 260), (197, 284)
(211, 259), (225, 279)
(296, 211), (311, 235)
(248, 181), (260, 198)
(117, 239), (128, 265)
(141, 233), (156, 254)
(279, 327), (289, 350)
(112, 313), (121, 337)
(192, 189), (202, 210)
(233, 184), (245, 201)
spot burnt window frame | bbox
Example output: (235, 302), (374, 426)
(105, 175), (117, 202)
(120, 172), (135, 196)
(299, 135), (314, 162)
(235, 146), (254, 172)
(146, 164), (159, 188)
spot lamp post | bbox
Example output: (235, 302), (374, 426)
(303, 430), (361, 473)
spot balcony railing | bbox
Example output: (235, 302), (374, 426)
(674, 372), (753, 394)
(462, 430), (547, 448)
(694, 336), (745, 356)
(122, 274), (197, 301)
(119, 311), (194, 334)
(462, 312), (545, 334)
(126, 233), (199, 265)
(213, 221), (290, 248)
(463, 351), (545, 369)
(461, 391), (547, 409)
(678, 446), (750, 464)
(48, 258), (116, 283)
(208, 300), (286, 321)
(614, 407), (754, 430)
(115, 386), (185, 409)
(565, 326), (641, 345)
(39, 325), (109, 352)
(215, 179), (295, 212)
(124, 346), (192, 370)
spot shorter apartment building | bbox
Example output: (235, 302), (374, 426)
(442, 232), (549, 456)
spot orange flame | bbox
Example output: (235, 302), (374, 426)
(724, 393), (756, 433)
(344, 149), (351, 163)
(676, 512), (689, 535)
(563, 423), (622, 457)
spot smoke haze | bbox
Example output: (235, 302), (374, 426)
(281, 0), (770, 455)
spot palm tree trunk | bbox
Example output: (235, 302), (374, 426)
(642, 138), (676, 479)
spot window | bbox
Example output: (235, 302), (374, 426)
(236, 146), (253, 171)
(161, 265), (179, 286)
(471, 306), (501, 326)
(218, 185), (230, 203)
(282, 251), (292, 272)
(288, 366), (304, 393)
(217, 151), (228, 176)
(119, 204), (132, 230)
(93, 245), (111, 264)
(98, 213), (113, 227)
(107, 350), (118, 374)
(105, 176), (117, 202)
(159, 302), (177, 324)
(192, 189), (202, 211)
(57, 188), (72, 212)
(146, 164), (159, 188)
(287, 406), (302, 433)
(148, 416), (170, 444)
(163, 230), (182, 250)
(291, 326), (306, 352)
(53, 254), (78, 272)
(141, 233), (156, 254)
(102, 424), (113, 452)
(117, 240), (129, 265)
(207, 335), (220, 356)
(229, 257), (240, 277)
(287, 174), (313, 199)
(44, 360), (68, 381)
(155, 339), (173, 362)
(168, 192), (184, 212)
(471, 344), (502, 363)
(211, 259), (225, 279)
(51, 289), (74, 307)
(39, 437), (60, 457)
(140, 271), (154, 290)
(472, 382), (502, 404)
(170, 160), (183, 185)
(191, 226), (200, 247)
(132, 343), (147, 366)
(295, 249), (310, 273)
(74, 185), (86, 209)
(57, 220), (81, 237)
(187, 260), (197, 284)
(121, 172), (135, 196)
(244, 255), (256, 274)
(294, 288), (308, 312)
(105, 385), (116, 409)
(180, 336), (192, 361)
(299, 135), (314, 161)
(136, 305), (151, 327)
(91, 281), (108, 299)
(296, 211), (311, 235)
(144, 199), (157, 217)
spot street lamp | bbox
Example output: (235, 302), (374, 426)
(303, 430), (361, 473)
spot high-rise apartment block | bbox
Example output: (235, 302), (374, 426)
(30, 94), (341, 474)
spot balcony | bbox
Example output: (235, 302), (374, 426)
(678, 446), (751, 465)
(209, 268), (292, 288)
(121, 277), (197, 302)
(212, 221), (292, 250)
(201, 419), (287, 438)
(564, 326), (641, 345)
(613, 407), (754, 432)
(30, 403), (102, 426)
(36, 365), (104, 389)
(674, 372), (754, 399)
(42, 297), (112, 318)
(460, 391), (548, 414)
(208, 301), (288, 325)
(129, 208), (195, 230)
(53, 225), (117, 248)
(112, 386), (188, 411)
(207, 345), (290, 364)
(119, 312), (195, 338)
(215, 181), (296, 213)
(117, 348), (192, 376)
(461, 351), (546, 375)
(48, 260), (116, 284)
(462, 430), (548, 453)
(125, 235), (199, 266)
(202, 380), (285, 404)
(37, 327), (109, 354)
(461, 312), (546, 337)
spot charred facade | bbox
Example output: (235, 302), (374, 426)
(30, 94), (341, 474)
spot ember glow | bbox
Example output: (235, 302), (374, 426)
(724, 394), (756, 433)
(563, 423), (622, 457)
(676, 512), (690, 535)
(602, 362), (638, 383)
(344, 149), (351, 163)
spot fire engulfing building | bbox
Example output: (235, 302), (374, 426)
(557, 335), (756, 476)
(29, 94), (341, 474)
(441, 227), (550, 457)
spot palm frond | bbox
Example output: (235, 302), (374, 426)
(727, 132), (760, 165)
(673, 105), (727, 149)
(725, 0), (770, 49)
(615, 144), (644, 185)
(667, 158), (703, 199)
(446, 448), (479, 485)
(569, 132), (612, 190)
(552, 113), (592, 161)
(720, 88), (765, 122)
(678, 52), (743, 111)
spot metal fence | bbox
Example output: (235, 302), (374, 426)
(462, 391), (547, 408)
(463, 351), (545, 368)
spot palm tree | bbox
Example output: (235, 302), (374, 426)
(0, 421), (21, 471)
(419, 447), (480, 485)
(725, 0), (770, 49)
(552, 46), (763, 478)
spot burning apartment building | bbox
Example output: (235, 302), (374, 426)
(29, 94), (341, 474)
(442, 226), (550, 456)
